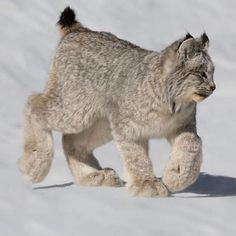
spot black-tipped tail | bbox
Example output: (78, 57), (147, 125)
(57, 6), (77, 28)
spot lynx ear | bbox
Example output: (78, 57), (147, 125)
(200, 32), (209, 50)
(177, 33), (196, 59)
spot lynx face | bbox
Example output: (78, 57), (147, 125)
(172, 33), (216, 102)
(185, 51), (215, 102)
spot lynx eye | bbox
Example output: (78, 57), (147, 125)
(200, 72), (207, 79)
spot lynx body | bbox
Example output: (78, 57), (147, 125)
(18, 7), (215, 197)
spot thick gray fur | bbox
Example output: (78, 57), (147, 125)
(18, 7), (215, 197)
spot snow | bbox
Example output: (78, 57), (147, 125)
(1, 0), (236, 235)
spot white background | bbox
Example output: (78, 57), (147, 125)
(0, 0), (236, 235)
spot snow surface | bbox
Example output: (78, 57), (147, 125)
(1, 0), (236, 235)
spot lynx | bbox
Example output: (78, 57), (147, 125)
(18, 7), (215, 197)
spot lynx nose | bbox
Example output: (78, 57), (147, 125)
(210, 84), (216, 91)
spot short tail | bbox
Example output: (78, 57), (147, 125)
(57, 6), (82, 38)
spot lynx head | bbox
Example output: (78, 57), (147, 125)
(163, 33), (215, 103)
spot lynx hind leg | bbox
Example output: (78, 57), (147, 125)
(162, 132), (202, 193)
(62, 119), (125, 187)
(18, 94), (54, 183)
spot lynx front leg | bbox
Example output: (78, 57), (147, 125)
(62, 119), (124, 187)
(18, 94), (54, 183)
(112, 131), (168, 197)
(162, 132), (202, 193)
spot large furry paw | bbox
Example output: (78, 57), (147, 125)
(162, 169), (200, 193)
(79, 168), (125, 187)
(18, 155), (51, 183)
(162, 157), (201, 192)
(128, 177), (169, 197)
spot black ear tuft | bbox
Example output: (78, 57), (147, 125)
(177, 33), (194, 51)
(185, 33), (194, 40)
(201, 32), (209, 44)
(57, 6), (77, 28)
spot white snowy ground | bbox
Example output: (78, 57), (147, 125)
(1, 0), (236, 235)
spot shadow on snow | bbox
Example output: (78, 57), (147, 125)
(176, 172), (236, 198)
(33, 182), (74, 190)
(33, 172), (236, 198)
